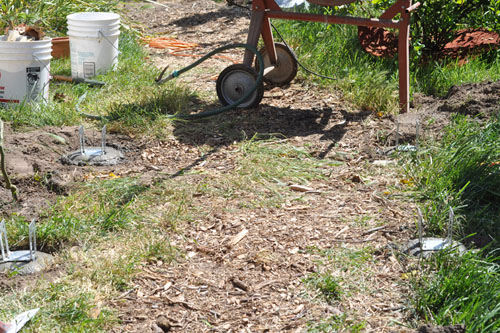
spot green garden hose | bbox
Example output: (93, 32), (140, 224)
(76, 43), (264, 121)
(155, 43), (264, 119)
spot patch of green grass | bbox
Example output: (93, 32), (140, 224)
(404, 115), (500, 331)
(272, 5), (500, 113)
(237, 136), (328, 182)
(412, 250), (500, 332)
(1, 175), (192, 331)
(0, 31), (194, 136)
(231, 137), (329, 207)
(55, 292), (112, 330)
(272, 5), (399, 114)
(304, 271), (343, 304)
(405, 115), (500, 244)
(0, 284), (115, 332)
(5, 177), (148, 251)
(413, 54), (500, 97)
(307, 314), (367, 333)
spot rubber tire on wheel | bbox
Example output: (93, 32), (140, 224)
(256, 42), (298, 85)
(216, 64), (264, 109)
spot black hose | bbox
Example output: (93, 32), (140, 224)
(75, 92), (111, 120)
(157, 43), (264, 120)
(77, 43), (264, 121)
(269, 22), (337, 81)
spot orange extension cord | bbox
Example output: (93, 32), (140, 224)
(142, 37), (239, 64)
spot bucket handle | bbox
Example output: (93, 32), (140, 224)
(98, 30), (120, 54)
(31, 53), (50, 103)
(97, 30), (120, 66)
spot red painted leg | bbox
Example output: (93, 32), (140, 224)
(261, 17), (277, 65)
(243, 10), (265, 66)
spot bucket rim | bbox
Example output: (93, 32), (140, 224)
(67, 22), (120, 28)
(67, 26), (120, 32)
(0, 55), (52, 61)
(67, 12), (120, 22)
(68, 27), (120, 31)
(0, 36), (52, 44)
(51, 36), (69, 42)
(68, 31), (120, 38)
(0, 49), (52, 55)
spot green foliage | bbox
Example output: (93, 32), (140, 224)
(6, 177), (148, 251)
(373, 0), (499, 59)
(304, 271), (343, 304)
(412, 0), (492, 58)
(405, 115), (500, 243)
(272, 5), (399, 113)
(413, 250), (500, 332)
(0, 0), (118, 34)
(308, 314), (367, 332)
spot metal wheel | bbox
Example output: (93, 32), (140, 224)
(216, 64), (264, 109)
(256, 42), (298, 85)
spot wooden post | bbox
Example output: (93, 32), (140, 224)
(398, 0), (412, 113)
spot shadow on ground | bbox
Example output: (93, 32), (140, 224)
(170, 6), (250, 29)
(171, 103), (371, 158)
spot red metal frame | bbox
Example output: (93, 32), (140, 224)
(243, 0), (419, 113)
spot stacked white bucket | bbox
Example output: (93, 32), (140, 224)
(67, 12), (120, 79)
(0, 37), (52, 105)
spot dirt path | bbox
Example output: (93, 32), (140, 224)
(116, 1), (420, 331)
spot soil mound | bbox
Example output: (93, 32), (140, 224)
(358, 27), (500, 60)
(443, 29), (500, 62)
(358, 26), (397, 58)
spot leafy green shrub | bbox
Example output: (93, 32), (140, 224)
(373, 0), (499, 59)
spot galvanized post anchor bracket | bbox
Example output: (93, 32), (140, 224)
(0, 219), (37, 263)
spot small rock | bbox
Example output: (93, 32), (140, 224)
(0, 251), (54, 275)
(47, 175), (71, 195)
(351, 175), (362, 183)
(151, 323), (165, 333)
(372, 160), (394, 166)
(155, 316), (171, 332)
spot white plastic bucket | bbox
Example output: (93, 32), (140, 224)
(67, 12), (120, 79)
(0, 37), (52, 105)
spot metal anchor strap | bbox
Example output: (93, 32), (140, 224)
(0, 219), (10, 261)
